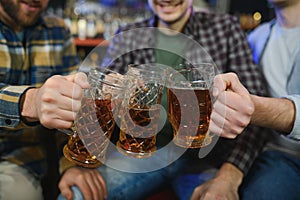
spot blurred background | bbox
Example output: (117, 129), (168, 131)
(46, 0), (275, 60)
(42, 1), (276, 198)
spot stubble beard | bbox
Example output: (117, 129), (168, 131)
(0, 0), (41, 27)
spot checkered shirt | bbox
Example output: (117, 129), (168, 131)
(0, 16), (79, 176)
(102, 10), (270, 174)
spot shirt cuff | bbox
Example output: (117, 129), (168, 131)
(283, 95), (300, 140)
(0, 85), (32, 128)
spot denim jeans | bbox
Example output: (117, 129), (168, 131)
(57, 148), (219, 200)
(57, 153), (190, 200)
(172, 169), (217, 200)
(240, 150), (300, 200)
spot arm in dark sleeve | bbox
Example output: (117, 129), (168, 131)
(223, 16), (270, 175)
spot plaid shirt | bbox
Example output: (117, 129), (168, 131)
(102, 11), (269, 174)
(0, 16), (79, 177)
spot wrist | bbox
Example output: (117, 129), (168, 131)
(216, 163), (243, 188)
(21, 88), (39, 122)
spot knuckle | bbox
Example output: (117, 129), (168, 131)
(247, 104), (255, 114)
(238, 120), (249, 128)
(228, 133), (238, 139)
(194, 186), (201, 192)
(41, 93), (55, 103)
(72, 103), (80, 113)
(45, 76), (60, 86)
(58, 181), (64, 189)
(39, 116), (49, 126)
(225, 125), (240, 137)
(230, 72), (238, 79)
(75, 173), (85, 181)
(72, 87), (83, 100)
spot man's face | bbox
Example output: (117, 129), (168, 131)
(0, 0), (49, 27)
(148, 0), (193, 24)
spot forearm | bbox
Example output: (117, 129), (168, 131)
(250, 95), (295, 133)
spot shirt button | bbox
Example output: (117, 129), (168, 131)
(5, 119), (12, 125)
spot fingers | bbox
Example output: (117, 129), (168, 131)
(215, 90), (254, 116)
(97, 173), (108, 199)
(76, 170), (107, 200)
(190, 185), (204, 200)
(210, 73), (254, 138)
(49, 73), (89, 100)
(59, 179), (74, 200)
(36, 73), (89, 129)
(56, 75), (85, 101)
(210, 91), (253, 137)
(210, 111), (247, 139)
(87, 171), (107, 200)
(74, 174), (94, 200)
(37, 88), (80, 129)
(213, 72), (250, 97)
(65, 72), (90, 89)
(39, 75), (84, 105)
(82, 171), (102, 200)
(59, 167), (107, 200)
(38, 87), (82, 112)
(41, 118), (73, 130)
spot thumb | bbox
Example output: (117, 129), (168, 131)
(65, 72), (90, 89)
(213, 72), (249, 97)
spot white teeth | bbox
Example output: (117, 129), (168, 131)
(157, 0), (182, 6)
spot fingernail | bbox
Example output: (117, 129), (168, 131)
(213, 87), (219, 96)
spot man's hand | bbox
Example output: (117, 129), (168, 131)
(21, 72), (90, 129)
(209, 73), (254, 138)
(190, 163), (242, 200)
(190, 177), (239, 200)
(59, 167), (107, 200)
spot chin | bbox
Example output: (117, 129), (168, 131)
(18, 14), (39, 26)
(158, 13), (181, 22)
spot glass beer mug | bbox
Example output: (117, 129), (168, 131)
(117, 64), (165, 158)
(63, 68), (124, 168)
(167, 63), (216, 148)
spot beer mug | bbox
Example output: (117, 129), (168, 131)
(167, 63), (215, 148)
(117, 64), (165, 158)
(63, 68), (124, 168)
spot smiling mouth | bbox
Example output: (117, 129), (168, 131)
(21, 0), (41, 9)
(155, 0), (183, 7)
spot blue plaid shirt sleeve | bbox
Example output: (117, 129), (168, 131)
(0, 15), (79, 176)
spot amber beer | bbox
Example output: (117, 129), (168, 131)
(64, 98), (116, 168)
(117, 104), (161, 158)
(168, 87), (212, 148)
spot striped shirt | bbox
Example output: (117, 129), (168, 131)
(102, 11), (269, 174)
(0, 16), (79, 176)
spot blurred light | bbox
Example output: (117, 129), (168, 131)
(253, 12), (262, 21)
